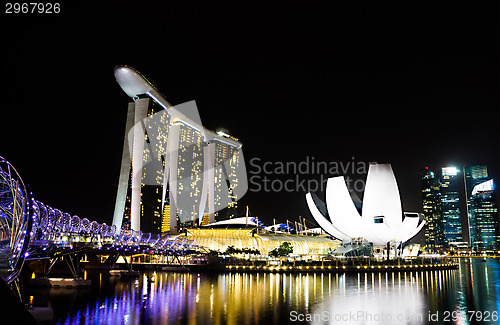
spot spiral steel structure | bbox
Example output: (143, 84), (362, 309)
(0, 156), (198, 284)
(0, 157), (31, 283)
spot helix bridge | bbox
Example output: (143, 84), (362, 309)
(0, 156), (199, 285)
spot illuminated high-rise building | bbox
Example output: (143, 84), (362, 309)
(113, 97), (169, 234)
(440, 167), (462, 244)
(421, 168), (444, 251)
(464, 165), (488, 189)
(111, 66), (246, 234)
(213, 131), (241, 220)
(464, 165), (499, 251)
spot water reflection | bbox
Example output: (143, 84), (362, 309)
(313, 271), (428, 324)
(312, 259), (500, 324)
(26, 258), (500, 324)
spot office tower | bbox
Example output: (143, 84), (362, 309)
(464, 165), (488, 192)
(440, 167), (462, 244)
(464, 165), (499, 251)
(421, 168), (444, 251)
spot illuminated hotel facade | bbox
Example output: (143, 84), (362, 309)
(111, 66), (246, 234)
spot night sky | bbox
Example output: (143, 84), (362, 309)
(1, 1), (499, 243)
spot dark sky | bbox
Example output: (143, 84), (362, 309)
(1, 1), (499, 243)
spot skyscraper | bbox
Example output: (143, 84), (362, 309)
(113, 97), (171, 234)
(112, 66), (247, 235)
(440, 167), (462, 244)
(464, 165), (499, 251)
(213, 131), (242, 220)
(421, 168), (444, 251)
(112, 98), (244, 234)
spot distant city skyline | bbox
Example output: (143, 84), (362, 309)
(421, 165), (499, 251)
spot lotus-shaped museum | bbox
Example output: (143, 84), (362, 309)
(306, 163), (425, 246)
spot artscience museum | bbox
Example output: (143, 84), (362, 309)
(306, 163), (425, 247)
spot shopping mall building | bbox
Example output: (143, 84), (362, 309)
(176, 217), (340, 256)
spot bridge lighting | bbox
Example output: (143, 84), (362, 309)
(1, 152), (202, 283)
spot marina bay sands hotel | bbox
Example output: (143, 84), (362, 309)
(111, 66), (246, 234)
